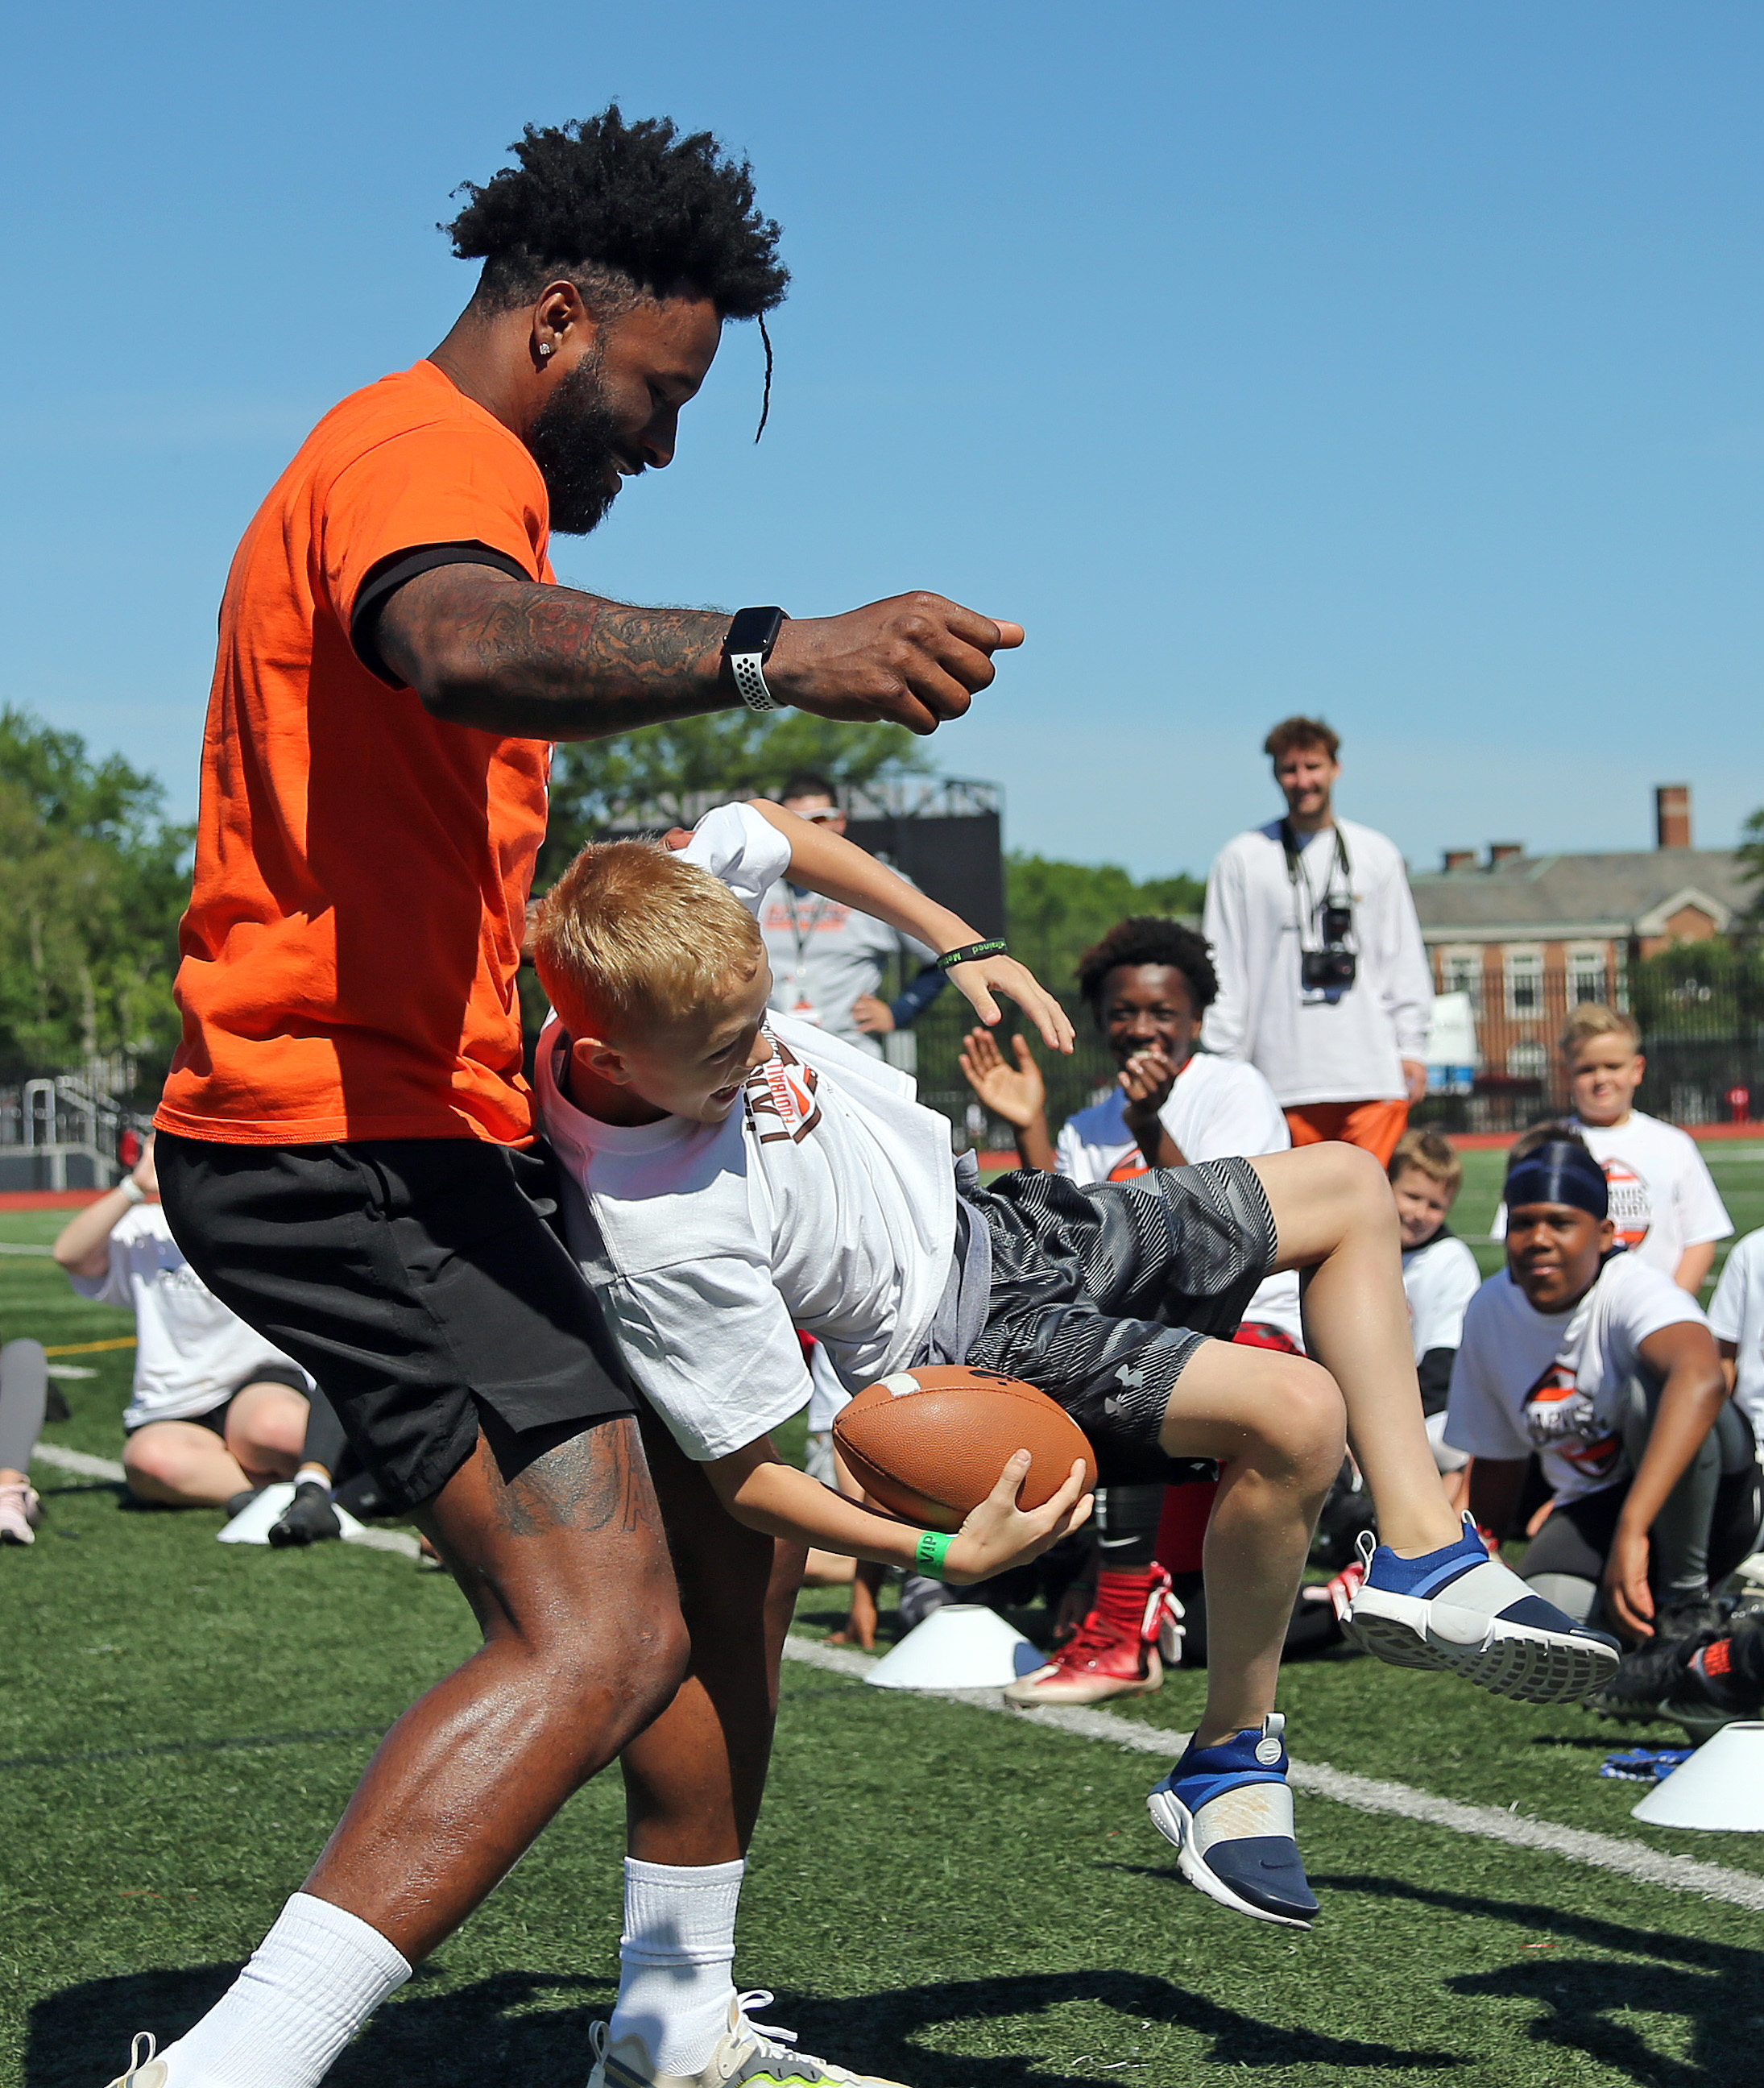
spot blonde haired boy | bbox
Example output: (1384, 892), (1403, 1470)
(1493, 1005), (1731, 1291)
(1389, 1129), (1480, 1503)
(535, 799), (1616, 1957)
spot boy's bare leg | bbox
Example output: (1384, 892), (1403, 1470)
(1156, 1340), (1345, 1746)
(122, 1419), (253, 1507)
(621, 1423), (805, 1862)
(1249, 1143), (1462, 1556)
(304, 1415), (687, 1959)
(223, 1381), (311, 1485)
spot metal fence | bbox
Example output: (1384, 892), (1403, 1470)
(0, 1067), (149, 1191)
(1412, 944), (1764, 1137)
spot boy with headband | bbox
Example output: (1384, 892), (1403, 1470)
(1443, 1128), (1757, 1644)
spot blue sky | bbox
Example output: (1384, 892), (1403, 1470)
(2, 3), (1758, 876)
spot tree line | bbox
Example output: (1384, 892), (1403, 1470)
(0, 705), (1243, 1096)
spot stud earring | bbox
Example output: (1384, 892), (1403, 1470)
(537, 342), (554, 360)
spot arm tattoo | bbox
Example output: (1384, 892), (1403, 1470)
(379, 564), (734, 738)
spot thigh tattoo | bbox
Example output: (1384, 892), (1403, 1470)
(491, 1417), (650, 1539)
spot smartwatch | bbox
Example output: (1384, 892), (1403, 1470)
(725, 606), (788, 714)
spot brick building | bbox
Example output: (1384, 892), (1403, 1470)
(1408, 786), (1753, 1110)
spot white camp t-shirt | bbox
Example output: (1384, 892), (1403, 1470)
(539, 803), (959, 1462)
(1402, 1228), (1482, 1363)
(1491, 1111), (1731, 1278)
(1706, 1227), (1764, 1435)
(759, 877), (937, 1058)
(1443, 1251), (1706, 1504)
(1055, 1054), (1303, 1347)
(68, 1202), (309, 1431)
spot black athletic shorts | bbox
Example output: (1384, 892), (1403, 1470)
(967, 1155), (1279, 1485)
(124, 1360), (311, 1440)
(155, 1134), (637, 1511)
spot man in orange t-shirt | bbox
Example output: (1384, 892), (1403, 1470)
(125, 113), (1022, 2088)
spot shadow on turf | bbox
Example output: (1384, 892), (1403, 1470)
(33, 1962), (1452, 2085)
(1317, 1873), (1761, 2088)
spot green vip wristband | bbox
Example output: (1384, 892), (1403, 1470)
(915, 1529), (955, 1580)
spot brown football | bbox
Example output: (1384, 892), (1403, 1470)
(832, 1365), (1098, 1532)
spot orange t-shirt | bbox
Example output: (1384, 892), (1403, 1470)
(155, 360), (555, 1148)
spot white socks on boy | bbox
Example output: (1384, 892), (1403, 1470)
(607, 1857), (745, 2074)
(152, 1893), (410, 2088)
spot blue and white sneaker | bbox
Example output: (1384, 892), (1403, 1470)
(1342, 1513), (1620, 1704)
(1146, 1713), (1317, 1929)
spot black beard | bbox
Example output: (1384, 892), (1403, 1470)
(527, 356), (635, 535)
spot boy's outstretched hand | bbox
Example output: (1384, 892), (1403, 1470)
(959, 1028), (1047, 1129)
(946, 956), (1075, 1055)
(942, 1450), (1093, 1584)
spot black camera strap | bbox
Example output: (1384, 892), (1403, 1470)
(1279, 818), (1352, 948)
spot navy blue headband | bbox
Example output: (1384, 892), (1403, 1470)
(1505, 1140), (1609, 1220)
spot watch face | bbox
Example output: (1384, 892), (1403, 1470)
(727, 606), (786, 657)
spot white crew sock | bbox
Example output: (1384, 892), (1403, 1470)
(155, 1892), (410, 2088)
(606, 1858), (745, 2075)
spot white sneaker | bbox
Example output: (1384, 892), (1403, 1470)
(103, 2033), (168, 2086)
(588, 1991), (913, 2088)
(1343, 1516), (1620, 1704)
(0, 1480), (42, 1545)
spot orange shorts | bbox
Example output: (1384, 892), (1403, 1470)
(1283, 1097), (1410, 1168)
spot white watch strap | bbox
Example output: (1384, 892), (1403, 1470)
(731, 652), (780, 713)
(118, 1176), (146, 1205)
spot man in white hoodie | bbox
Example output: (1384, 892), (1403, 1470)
(1203, 716), (1433, 1166)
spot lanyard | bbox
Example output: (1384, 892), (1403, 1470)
(1279, 820), (1352, 949)
(781, 884), (837, 978)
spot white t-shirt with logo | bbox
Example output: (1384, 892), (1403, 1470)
(1492, 1110), (1731, 1278)
(1443, 1250), (1706, 1503)
(759, 878), (936, 1058)
(1054, 1054), (1303, 1347)
(1706, 1227), (1764, 1434)
(68, 1203), (310, 1431)
(540, 804), (958, 1462)
(1402, 1228), (1482, 1364)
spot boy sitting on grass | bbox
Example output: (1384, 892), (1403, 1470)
(533, 801), (1618, 1937)
(1444, 1126), (1758, 1661)
(1389, 1129), (1482, 1512)
(1494, 1005), (1731, 1291)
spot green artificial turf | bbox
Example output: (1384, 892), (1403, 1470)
(4, 1209), (1763, 2088)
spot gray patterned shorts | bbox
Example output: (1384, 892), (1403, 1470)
(965, 1156), (1279, 1485)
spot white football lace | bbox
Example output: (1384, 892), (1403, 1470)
(735, 1991), (798, 2052)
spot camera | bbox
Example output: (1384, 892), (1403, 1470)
(1301, 898), (1357, 993)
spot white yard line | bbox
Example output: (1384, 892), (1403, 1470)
(32, 1440), (127, 1481)
(783, 1634), (1764, 1914)
(29, 1442), (423, 1558)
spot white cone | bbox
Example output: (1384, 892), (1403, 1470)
(217, 1483), (368, 1546)
(1632, 1721), (1764, 1831)
(864, 1602), (1041, 1690)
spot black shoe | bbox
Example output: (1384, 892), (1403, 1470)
(1651, 1596), (1729, 1642)
(333, 1469), (390, 1520)
(1587, 1632), (1705, 1726)
(1664, 1635), (1762, 1742)
(224, 1485), (266, 1520)
(267, 1480), (342, 1547)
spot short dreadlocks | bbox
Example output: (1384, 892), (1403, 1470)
(1075, 917), (1219, 1017)
(445, 107), (789, 321)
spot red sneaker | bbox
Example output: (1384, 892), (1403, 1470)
(1004, 1565), (1184, 1705)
